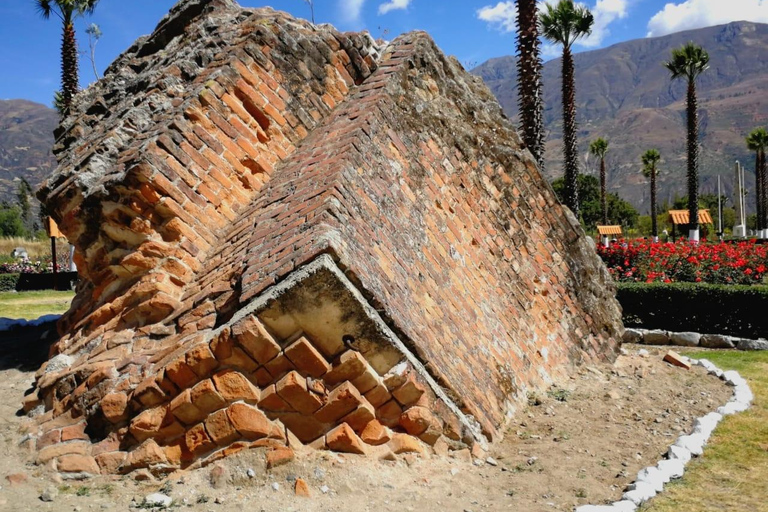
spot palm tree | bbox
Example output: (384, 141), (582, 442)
(642, 149), (662, 242)
(541, 0), (594, 217)
(516, 0), (545, 170)
(746, 127), (768, 237)
(36, 0), (100, 114)
(589, 138), (609, 225)
(664, 42), (709, 241)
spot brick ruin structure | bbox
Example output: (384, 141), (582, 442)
(26, 0), (623, 477)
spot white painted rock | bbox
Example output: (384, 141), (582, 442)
(610, 501), (638, 512)
(723, 370), (747, 387)
(634, 466), (665, 492)
(667, 444), (692, 463)
(692, 412), (722, 438)
(674, 434), (706, 456)
(622, 482), (657, 505)
(657, 459), (685, 480)
(144, 493), (172, 508)
(575, 505), (616, 511)
(733, 386), (754, 404)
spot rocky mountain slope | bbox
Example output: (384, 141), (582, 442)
(0, 99), (57, 205)
(474, 21), (768, 211)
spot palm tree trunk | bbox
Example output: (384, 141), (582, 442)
(600, 158), (607, 225)
(755, 150), (763, 232)
(760, 149), (768, 236)
(686, 78), (699, 238)
(516, 0), (545, 171)
(61, 18), (79, 113)
(562, 47), (579, 216)
(651, 166), (658, 239)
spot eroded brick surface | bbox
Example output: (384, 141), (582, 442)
(28, 0), (621, 476)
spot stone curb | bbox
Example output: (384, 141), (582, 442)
(622, 328), (768, 351)
(574, 357), (754, 511)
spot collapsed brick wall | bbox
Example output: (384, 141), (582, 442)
(27, 0), (622, 477)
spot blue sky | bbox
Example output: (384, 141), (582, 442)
(2, 0), (768, 106)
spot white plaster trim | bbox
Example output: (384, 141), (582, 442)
(575, 357), (753, 511)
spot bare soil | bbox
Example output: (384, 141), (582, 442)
(0, 330), (731, 512)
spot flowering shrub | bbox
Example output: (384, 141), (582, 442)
(598, 239), (768, 285)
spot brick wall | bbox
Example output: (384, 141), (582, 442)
(28, 0), (622, 476)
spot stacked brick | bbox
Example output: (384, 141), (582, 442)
(29, 0), (622, 476)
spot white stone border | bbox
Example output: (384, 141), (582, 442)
(623, 328), (768, 351)
(575, 357), (754, 511)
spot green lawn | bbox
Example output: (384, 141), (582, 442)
(643, 350), (768, 512)
(0, 290), (75, 320)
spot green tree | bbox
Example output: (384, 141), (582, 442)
(664, 42), (709, 240)
(589, 138), (609, 225)
(0, 204), (26, 237)
(641, 149), (661, 239)
(35, 0), (100, 114)
(516, 0), (545, 170)
(552, 175), (637, 232)
(746, 127), (767, 233)
(16, 178), (33, 230)
(541, 0), (594, 218)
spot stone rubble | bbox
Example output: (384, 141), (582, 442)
(623, 328), (767, 351)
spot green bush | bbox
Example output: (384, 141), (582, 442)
(617, 282), (768, 339)
(0, 273), (19, 292)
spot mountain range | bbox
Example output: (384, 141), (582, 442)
(473, 20), (768, 212)
(2, 22), (768, 216)
(0, 99), (57, 206)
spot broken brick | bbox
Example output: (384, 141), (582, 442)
(275, 371), (323, 415)
(212, 369), (260, 403)
(226, 402), (274, 440)
(232, 315), (281, 364)
(284, 336), (330, 378)
(266, 446), (295, 469)
(326, 423), (366, 455)
(314, 381), (363, 423)
(190, 379), (228, 414)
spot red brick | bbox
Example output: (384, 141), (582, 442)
(326, 423), (366, 455)
(264, 353), (295, 380)
(340, 400), (376, 432)
(276, 371), (323, 415)
(399, 406), (440, 436)
(275, 412), (329, 443)
(351, 365), (381, 394)
(388, 433), (425, 454)
(295, 477), (311, 497)
(323, 350), (366, 386)
(185, 423), (216, 455)
(165, 386), (196, 422)
(38, 441), (89, 463)
(314, 381), (363, 423)
(212, 369), (260, 403)
(186, 344), (220, 377)
(391, 376), (425, 406)
(190, 379), (227, 414)
(205, 408), (240, 446)
(164, 358), (199, 389)
(37, 429), (62, 450)
(57, 454), (100, 474)
(61, 422), (88, 442)
(284, 337), (330, 378)
(364, 382), (391, 408)
(253, 366), (274, 387)
(231, 315), (281, 364)
(95, 451), (127, 474)
(125, 439), (167, 470)
(376, 399), (403, 428)
(226, 402), (274, 440)
(266, 446), (294, 469)
(360, 420), (391, 445)
(259, 384), (293, 412)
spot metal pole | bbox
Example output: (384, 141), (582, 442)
(718, 175), (722, 240)
(51, 236), (58, 291)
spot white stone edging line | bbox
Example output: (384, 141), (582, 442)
(575, 357), (754, 512)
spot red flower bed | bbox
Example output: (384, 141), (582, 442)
(597, 239), (768, 285)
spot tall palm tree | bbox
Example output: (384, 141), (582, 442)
(516, 0), (545, 170)
(541, 0), (594, 217)
(664, 42), (709, 241)
(589, 138), (609, 225)
(642, 149), (662, 242)
(36, 0), (100, 114)
(746, 127), (768, 236)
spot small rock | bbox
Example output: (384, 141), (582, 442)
(40, 486), (58, 502)
(295, 477), (311, 497)
(450, 468), (460, 476)
(5, 473), (27, 486)
(320, 485), (330, 494)
(246, 468), (255, 478)
(209, 464), (230, 489)
(637, 349), (649, 357)
(527, 456), (538, 466)
(700, 334), (735, 349)
(643, 330), (670, 345)
(621, 328), (643, 344)
(313, 467), (326, 481)
(736, 338), (768, 351)
(605, 390), (621, 400)
(486, 457), (498, 466)
(215, 497), (226, 505)
(271, 482), (280, 491)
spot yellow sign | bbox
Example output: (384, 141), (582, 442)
(45, 217), (64, 238)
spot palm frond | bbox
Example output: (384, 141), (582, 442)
(540, 0), (594, 49)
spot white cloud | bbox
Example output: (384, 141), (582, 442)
(647, 0), (768, 37)
(378, 0), (411, 15)
(339, 0), (366, 23)
(581, 0), (629, 47)
(476, 1), (516, 33)
(476, 0), (627, 48)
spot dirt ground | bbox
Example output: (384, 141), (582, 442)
(0, 327), (731, 512)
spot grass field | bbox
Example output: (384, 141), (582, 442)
(0, 236), (70, 261)
(0, 290), (75, 319)
(643, 350), (768, 512)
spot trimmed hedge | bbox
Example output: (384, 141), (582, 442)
(0, 273), (20, 292)
(617, 282), (768, 339)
